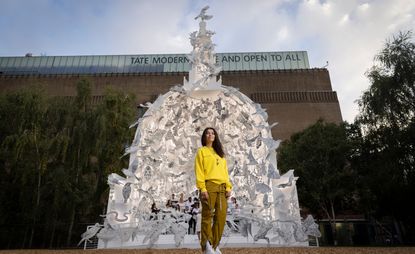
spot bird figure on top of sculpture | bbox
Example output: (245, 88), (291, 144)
(184, 6), (222, 91)
(194, 6), (213, 21)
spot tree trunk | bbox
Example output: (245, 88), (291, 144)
(29, 160), (42, 248)
(319, 200), (336, 245)
(66, 208), (75, 246)
(21, 226), (29, 249)
(330, 200), (338, 246)
(66, 147), (82, 246)
(49, 218), (56, 248)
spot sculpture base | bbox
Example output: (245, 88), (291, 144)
(98, 222), (310, 249)
(98, 234), (309, 249)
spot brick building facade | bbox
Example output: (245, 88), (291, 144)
(0, 63), (342, 141)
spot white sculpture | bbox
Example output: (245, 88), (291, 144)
(88, 6), (320, 249)
(78, 223), (102, 246)
(184, 6), (222, 91)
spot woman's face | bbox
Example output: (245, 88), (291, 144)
(205, 129), (215, 143)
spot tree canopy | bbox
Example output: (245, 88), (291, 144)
(0, 80), (136, 248)
(278, 120), (356, 245)
(355, 31), (415, 242)
(278, 31), (415, 245)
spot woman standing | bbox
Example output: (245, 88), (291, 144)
(194, 127), (232, 254)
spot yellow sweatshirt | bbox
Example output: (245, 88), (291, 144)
(194, 146), (232, 193)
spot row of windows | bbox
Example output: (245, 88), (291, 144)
(251, 91), (338, 103)
(0, 55), (184, 75)
(0, 65), (166, 75)
(0, 60), (166, 75)
(68, 92), (337, 105)
(0, 52), (310, 76)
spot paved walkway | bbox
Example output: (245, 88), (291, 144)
(1, 247), (415, 254)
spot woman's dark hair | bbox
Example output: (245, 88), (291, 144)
(201, 127), (225, 157)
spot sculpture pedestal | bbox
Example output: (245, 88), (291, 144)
(98, 233), (309, 249)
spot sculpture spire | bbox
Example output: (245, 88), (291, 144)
(183, 6), (222, 91)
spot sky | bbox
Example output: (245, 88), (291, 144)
(0, 0), (414, 122)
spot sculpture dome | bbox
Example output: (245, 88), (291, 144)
(122, 85), (280, 214)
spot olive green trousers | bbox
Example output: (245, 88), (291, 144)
(200, 181), (227, 251)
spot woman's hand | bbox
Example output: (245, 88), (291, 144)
(201, 191), (209, 201)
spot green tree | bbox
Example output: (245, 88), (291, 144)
(36, 97), (73, 247)
(0, 86), (72, 247)
(93, 88), (136, 211)
(278, 120), (356, 245)
(0, 80), (136, 248)
(64, 80), (96, 245)
(355, 31), (415, 242)
(0, 87), (49, 247)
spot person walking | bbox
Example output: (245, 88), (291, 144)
(194, 127), (232, 254)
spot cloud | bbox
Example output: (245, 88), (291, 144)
(270, 0), (415, 122)
(0, 0), (414, 122)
